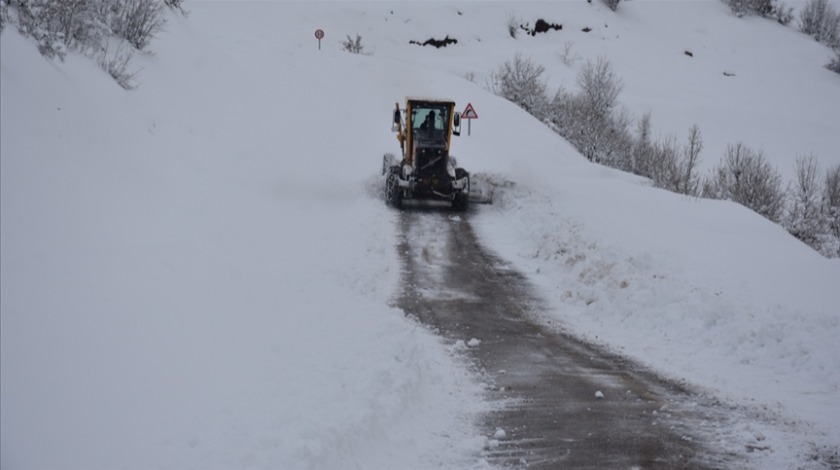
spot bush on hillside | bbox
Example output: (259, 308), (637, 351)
(773, 1), (794, 25)
(676, 124), (704, 196)
(781, 157), (840, 257)
(7, 0), (185, 88)
(96, 40), (139, 89)
(784, 155), (823, 248)
(703, 142), (785, 223)
(576, 56), (623, 120)
(549, 56), (631, 165)
(112, 0), (165, 51)
(799, 0), (840, 48)
(629, 111), (655, 177)
(341, 33), (365, 54)
(485, 45), (837, 257)
(486, 53), (550, 120)
(828, 50), (840, 73)
(0, 1), (8, 34)
(163, 0), (186, 15)
(821, 164), (840, 256)
(629, 122), (703, 196)
(647, 135), (682, 192)
(726, 0), (774, 17)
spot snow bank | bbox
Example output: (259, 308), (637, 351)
(0, 14), (489, 470)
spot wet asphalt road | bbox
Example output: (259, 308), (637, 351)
(395, 208), (738, 470)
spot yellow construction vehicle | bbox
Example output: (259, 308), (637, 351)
(382, 98), (470, 210)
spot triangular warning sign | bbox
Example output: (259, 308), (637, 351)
(462, 103), (478, 119)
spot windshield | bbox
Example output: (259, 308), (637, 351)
(411, 103), (449, 135)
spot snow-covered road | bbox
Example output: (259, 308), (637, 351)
(395, 207), (744, 469)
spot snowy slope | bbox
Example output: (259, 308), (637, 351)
(2, 1), (839, 469)
(0, 16), (491, 470)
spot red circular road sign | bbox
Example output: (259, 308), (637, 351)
(315, 29), (325, 40)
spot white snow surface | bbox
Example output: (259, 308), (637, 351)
(2, 1), (839, 469)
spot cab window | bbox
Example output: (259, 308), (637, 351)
(412, 105), (448, 131)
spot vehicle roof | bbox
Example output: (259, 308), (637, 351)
(406, 97), (456, 105)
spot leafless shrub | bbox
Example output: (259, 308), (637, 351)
(341, 33), (367, 54)
(727, 0), (774, 17)
(163, 0), (187, 15)
(546, 57), (631, 165)
(8, 0), (166, 86)
(13, 0), (104, 57)
(784, 155), (822, 247)
(487, 53), (549, 120)
(642, 125), (703, 196)
(0, 1), (9, 34)
(648, 135), (681, 191)
(800, 0), (840, 48)
(112, 0), (165, 51)
(828, 50), (840, 73)
(568, 56), (626, 162)
(96, 41), (140, 89)
(558, 41), (580, 67)
(577, 56), (623, 121)
(680, 124), (704, 196)
(703, 142), (785, 222)
(773, 1), (794, 25)
(824, 164), (840, 243)
(630, 111), (654, 177)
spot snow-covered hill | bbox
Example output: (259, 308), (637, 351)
(1, 1), (838, 469)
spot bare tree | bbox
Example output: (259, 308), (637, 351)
(0, 0), (6, 33)
(824, 164), (840, 241)
(576, 56), (622, 121)
(828, 50), (840, 74)
(704, 142), (785, 222)
(341, 33), (365, 54)
(680, 124), (703, 196)
(727, 0), (774, 17)
(487, 53), (549, 120)
(649, 135), (681, 191)
(163, 0), (187, 15)
(784, 155), (823, 247)
(630, 111), (654, 177)
(800, 0), (840, 48)
(568, 56), (625, 163)
(112, 0), (165, 51)
(96, 40), (140, 89)
(8, 0), (168, 86)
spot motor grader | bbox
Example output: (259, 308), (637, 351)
(382, 98), (470, 210)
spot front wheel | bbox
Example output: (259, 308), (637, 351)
(452, 169), (469, 211)
(385, 168), (403, 208)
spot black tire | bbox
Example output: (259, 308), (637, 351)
(452, 169), (469, 211)
(385, 168), (403, 208)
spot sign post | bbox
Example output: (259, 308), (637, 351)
(462, 102), (478, 136)
(315, 29), (325, 50)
